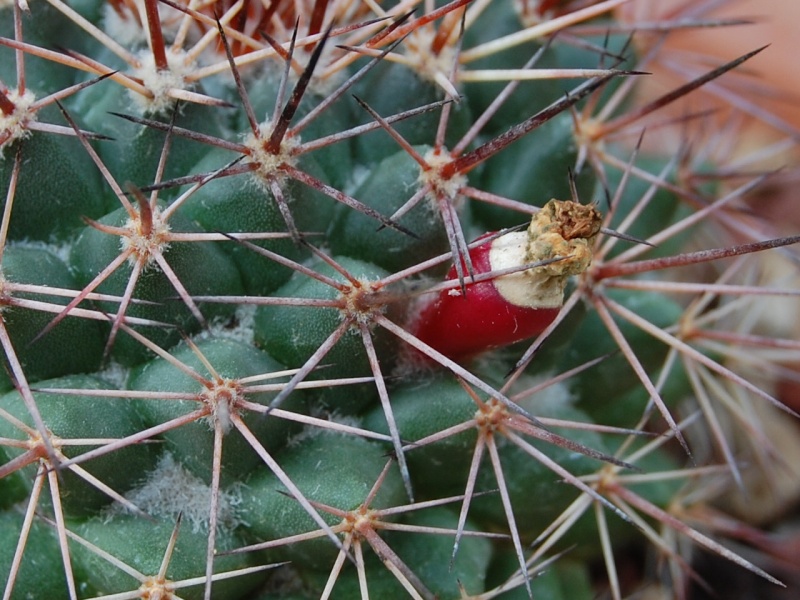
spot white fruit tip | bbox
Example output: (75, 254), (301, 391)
(490, 200), (601, 308)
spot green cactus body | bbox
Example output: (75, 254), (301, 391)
(472, 113), (594, 230)
(253, 255), (393, 413)
(69, 205), (244, 364)
(0, 130), (107, 240)
(72, 514), (264, 600)
(0, 374), (158, 515)
(0, 511), (84, 599)
(0, 1), (796, 598)
(238, 431), (406, 569)
(128, 336), (306, 485)
(0, 246), (105, 390)
(328, 146), (450, 272)
(180, 147), (335, 296)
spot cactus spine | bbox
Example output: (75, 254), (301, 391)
(1, 0), (798, 598)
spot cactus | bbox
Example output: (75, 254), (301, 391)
(1, 0), (799, 598)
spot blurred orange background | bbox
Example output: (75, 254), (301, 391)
(617, 0), (800, 154)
